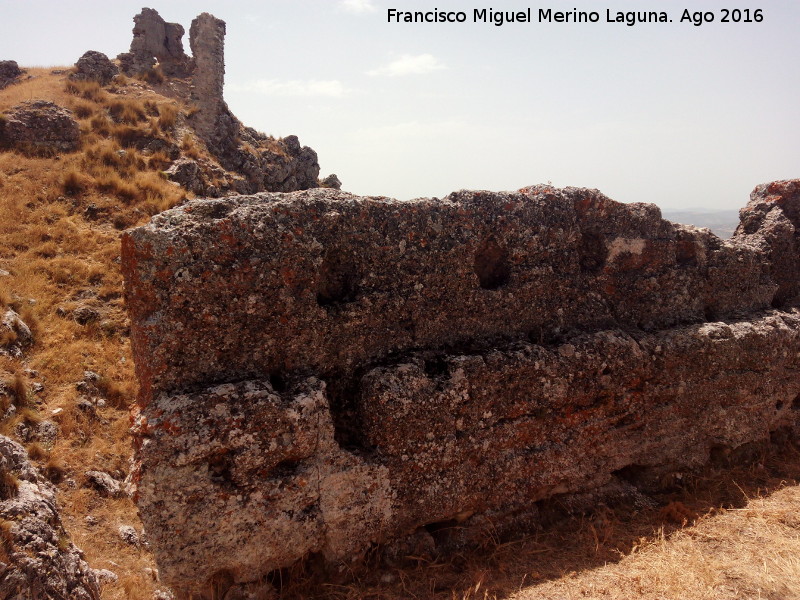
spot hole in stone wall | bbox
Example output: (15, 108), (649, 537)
(675, 240), (698, 267)
(612, 464), (648, 486)
(578, 231), (608, 274)
(423, 356), (449, 378)
(423, 518), (459, 536)
(325, 376), (373, 453)
(316, 249), (358, 306)
(474, 237), (510, 290)
(270, 459), (301, 479)
(792, 393), (800, 410)
(269, 373), (287, 393)
(208, 451), (233, 484)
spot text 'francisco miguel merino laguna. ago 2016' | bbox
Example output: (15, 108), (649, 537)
(386, 8), (765, 27)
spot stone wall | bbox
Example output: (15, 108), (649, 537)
(123, 181), (800, 598)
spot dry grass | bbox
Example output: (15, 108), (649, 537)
(157, 103), (178, 132)
(0, 69), (171, 600)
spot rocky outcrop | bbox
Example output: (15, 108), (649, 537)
(0, 436), (100, 599)
(0, 61), (22, 90)
(117, 8), (192, 77)
(123, 181), (800, 598)
(115, 8), (324, 194)
(0, 101), (80, 154)
(1, 309), (33, 358)
(70, 51), (119, 85)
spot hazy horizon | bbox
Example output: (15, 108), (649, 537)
(2, 0), (798, 210)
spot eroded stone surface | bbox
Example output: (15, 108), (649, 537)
(114, 8), (323, 194)
(70, 50), (119, 85)
(117, 8), (191, 77)
(124, 181), (800, 598)
(0, 436), (100, 599)
(123, 186), (775, 401)
(1, 101), (80, 153)
(0, 60), (22, 90)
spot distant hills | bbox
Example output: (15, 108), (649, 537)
(661, 208), (740, 239)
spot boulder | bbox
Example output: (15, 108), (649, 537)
(1, 101), (80, 153)
(164, 158), (203, 193)
(70, 50), (119, 85)
(0, 60), (22, 90)
(0, 436), (100, 599)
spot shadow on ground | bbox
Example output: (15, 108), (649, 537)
(275, 435), (800, 600)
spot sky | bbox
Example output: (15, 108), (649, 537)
(1, 0), (798, 210)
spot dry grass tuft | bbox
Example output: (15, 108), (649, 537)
(0, 519), (14, 562)
(138, 67), (165, 85)
(26, 442), (49, 461)
(157, 103), (178, 132)
(9, 371), (27, 407)
(61, 168), (90, 195)
(0, 470), (19, 500)
(71, 100), (95, 120)
(43, 457), (66, 484)
(107, 98), (147, 125)
(181, 136), (202, 159)
(64, 79), (105, 103)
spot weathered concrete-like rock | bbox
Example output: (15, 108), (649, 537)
(124, 181), (800, 598)
(117, 7), (192, 77)
(1, 309), (33, 358)
(0, 60), (22, 90)
(123, 186), (775, 400)
(70, 50), (119, 85)
(0, 436), (100, 599)
(1, 101), (80, 153)
(164, 158), (203, 193)
(135, 311), (800, 595)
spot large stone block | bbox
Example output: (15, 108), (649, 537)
(123, 181), (800, 598)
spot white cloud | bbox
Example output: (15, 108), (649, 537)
(339, 0), (377, 14)
(367, 54), (446, 77)
(229, 79), (348, 98)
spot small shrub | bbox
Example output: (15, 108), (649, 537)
(65, 80), (104, 102)
(139, 66), (165, 85)
(0, 470), (18, 500)
(26, 443), (48, 461)
(72, 101), (95, 119)
(61, 168), (89, 195)
(108, 98), (146, 125)
(0, 519), (14, 561)
(157, 104), (178, 131)
(44, 457), (65, 484)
